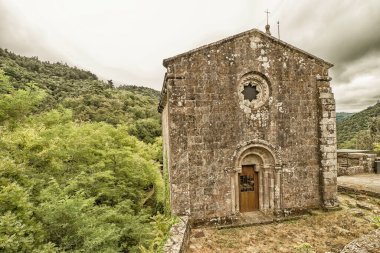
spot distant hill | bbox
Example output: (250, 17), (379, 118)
(336, 112), (354, 123)
(119, 85), (160, 99)
(0, 48), (161, 142)
(337, 102), (380, 148)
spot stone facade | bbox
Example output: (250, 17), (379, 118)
(337, 151), (376, 176)
(159, 28), (339, 222)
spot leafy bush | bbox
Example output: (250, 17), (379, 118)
(0, 56), (171, 252)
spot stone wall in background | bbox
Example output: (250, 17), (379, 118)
(337, 152), (376, 176)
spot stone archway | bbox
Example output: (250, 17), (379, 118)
(231, 141), (282, 215)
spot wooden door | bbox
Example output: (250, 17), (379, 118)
(239, 165), (259, 212)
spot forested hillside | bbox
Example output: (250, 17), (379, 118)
(336, 112), (354, 123)
(337, 102), (380, 150)
(0, 49), (171, 252)
(0, 48), (161, 143)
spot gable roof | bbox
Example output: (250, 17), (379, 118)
(158, 28), (334, 112)
(163, 28), (333, 68)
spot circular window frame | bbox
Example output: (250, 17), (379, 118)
(238, 72), (270, 111)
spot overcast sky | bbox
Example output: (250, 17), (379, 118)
(1, 0), (379, 112)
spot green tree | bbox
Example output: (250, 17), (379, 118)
(0, 183), (55, 253)
(128, 118), (162, 144)
(0, 71), (45, 125)
(0, 52), (171, 252)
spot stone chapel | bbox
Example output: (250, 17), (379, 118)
(158, 27), (339, 223)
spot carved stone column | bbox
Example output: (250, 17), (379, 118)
(230, 172), (237, 214)
(263, 169), (269, 210)
(269, 172), (274, 209)
(259, 169), (264, 210)
(274, 165), (282, 211)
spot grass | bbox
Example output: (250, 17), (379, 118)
(188, 193), (379, 253)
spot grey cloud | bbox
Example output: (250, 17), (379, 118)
(278, 0), (380, 111)
(1, 0), (379, 112)
(281, 3), (379, 58)
(334, 51), (380, 83)
(0, 0), (63, 62)
(333, 69), (380, 112)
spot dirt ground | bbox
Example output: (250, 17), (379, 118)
(188, 193), (380, 253)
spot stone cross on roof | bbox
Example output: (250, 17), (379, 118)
(265, 9), (271, 35)
(265, 9), (270, 25)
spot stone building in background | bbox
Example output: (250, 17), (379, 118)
(158, 27), (338, 223)
(337, 149), (376, 176)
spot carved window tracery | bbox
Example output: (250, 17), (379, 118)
(238, 72), (270, 112)
(242, 83), (259, 102)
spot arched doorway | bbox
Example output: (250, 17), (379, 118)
(231, 141), (282, 214)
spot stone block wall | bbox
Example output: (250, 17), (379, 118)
(337, 152), (376, 176)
